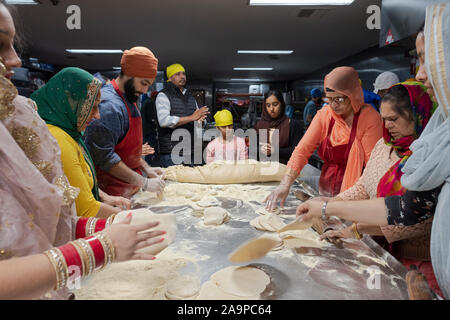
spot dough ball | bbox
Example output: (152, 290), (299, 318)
(113, 209), (177, 255)
(203, 207), (230, 225)
(165, 274), (200, 300)
(210, 266), (270, 297)
(190, 194), (203, 202)
(197, 196), (220, 207)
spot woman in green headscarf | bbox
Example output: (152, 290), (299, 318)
(32, 67), (131, 218)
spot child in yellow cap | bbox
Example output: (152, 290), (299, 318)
(206, 110), (248, 164)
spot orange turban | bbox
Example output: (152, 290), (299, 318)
(120, 46), (158, 79)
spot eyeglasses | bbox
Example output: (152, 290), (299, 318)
(323, 96), (347, 104)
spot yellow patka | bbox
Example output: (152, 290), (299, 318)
(214, 109), (233, 127)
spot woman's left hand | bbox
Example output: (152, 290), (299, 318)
(296, 198), (324, 221)
(103, 195), (131, 210)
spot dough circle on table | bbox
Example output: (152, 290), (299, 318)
(250, 217), (266, 231)
(164, 274), (200, 300)
(210, 266), (270, 297)
(279, 229), (325, 249)
(250, 214), (286, 232)
(113, 209), (177, 255)
(256, 207), (281, 216)
(196, 280), (260, 300)
(197, 196), (220, 207)
(203, 207), (231, 225)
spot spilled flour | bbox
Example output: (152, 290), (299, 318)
(132, 182), (273, 208)
(73, 247), (207, 300)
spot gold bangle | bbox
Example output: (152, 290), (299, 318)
(352, 222), (363, 240)
(71, 241), (88, 277)
(106, 214), (116, 227)
(97, 231), (116, 262)
(95, 233), (112, 268)
(76, 239), (95, 275)
(85, 218), (93, 237)
(88, 218), (97, 236)
(44, 250), (61, 290)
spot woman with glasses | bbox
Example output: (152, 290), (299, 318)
(265, 66), (383, 210)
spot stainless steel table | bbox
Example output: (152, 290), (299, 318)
(133, 182), (409, 300)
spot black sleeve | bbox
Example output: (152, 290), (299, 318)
(279, 119), (304, 162)
(385, 186), (442, 226)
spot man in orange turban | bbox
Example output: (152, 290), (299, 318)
(84, 46), (165, 199)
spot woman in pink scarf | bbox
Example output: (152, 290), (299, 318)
(265, 66), (383, 210)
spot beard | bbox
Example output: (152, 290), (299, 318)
(124, 78), (139, 103)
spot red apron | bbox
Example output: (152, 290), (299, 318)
(96, 79), (143, 198)
(318, 113), (360, 197)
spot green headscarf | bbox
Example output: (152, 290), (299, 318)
(32, 67), (102, 201)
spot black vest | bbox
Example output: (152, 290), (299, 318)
(157, 82), (198, 154)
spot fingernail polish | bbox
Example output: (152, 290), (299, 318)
(151, 257), (157, 260)
(160, 237), (165, 242)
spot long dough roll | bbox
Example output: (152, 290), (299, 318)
(164, 160), (287, 184)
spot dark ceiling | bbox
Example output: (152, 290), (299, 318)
(14, 0), (382, 81)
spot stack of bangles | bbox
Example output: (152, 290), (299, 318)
(44, 231), (116, 291)
(44, 215), (117, 291)
(75, 215), (116, 239)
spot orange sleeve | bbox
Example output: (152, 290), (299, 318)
(358, 107), (383, 165)
(286, 109), (330, 176)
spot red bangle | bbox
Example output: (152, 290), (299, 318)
(85, 236), (105, 270)
(94, 219), (107, 233)
(75, 218), (89, 239)
(58, 243), (83, 277)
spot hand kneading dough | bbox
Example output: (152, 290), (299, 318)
(113, 209), (177, 255)
(228, 234), (281, 263)
(165, 275), (200, 300)
(203, 207), (230, 225)
(164, 160), (286, 184)
(210, 266), (270, 297)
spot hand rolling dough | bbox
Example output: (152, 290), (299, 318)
(113, 209), (177, 255)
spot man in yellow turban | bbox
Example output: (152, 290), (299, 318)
(155, 63), (209, 167)
(84, 46), (165, 199)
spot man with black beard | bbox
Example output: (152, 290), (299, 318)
(84, 47), (165, 199)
